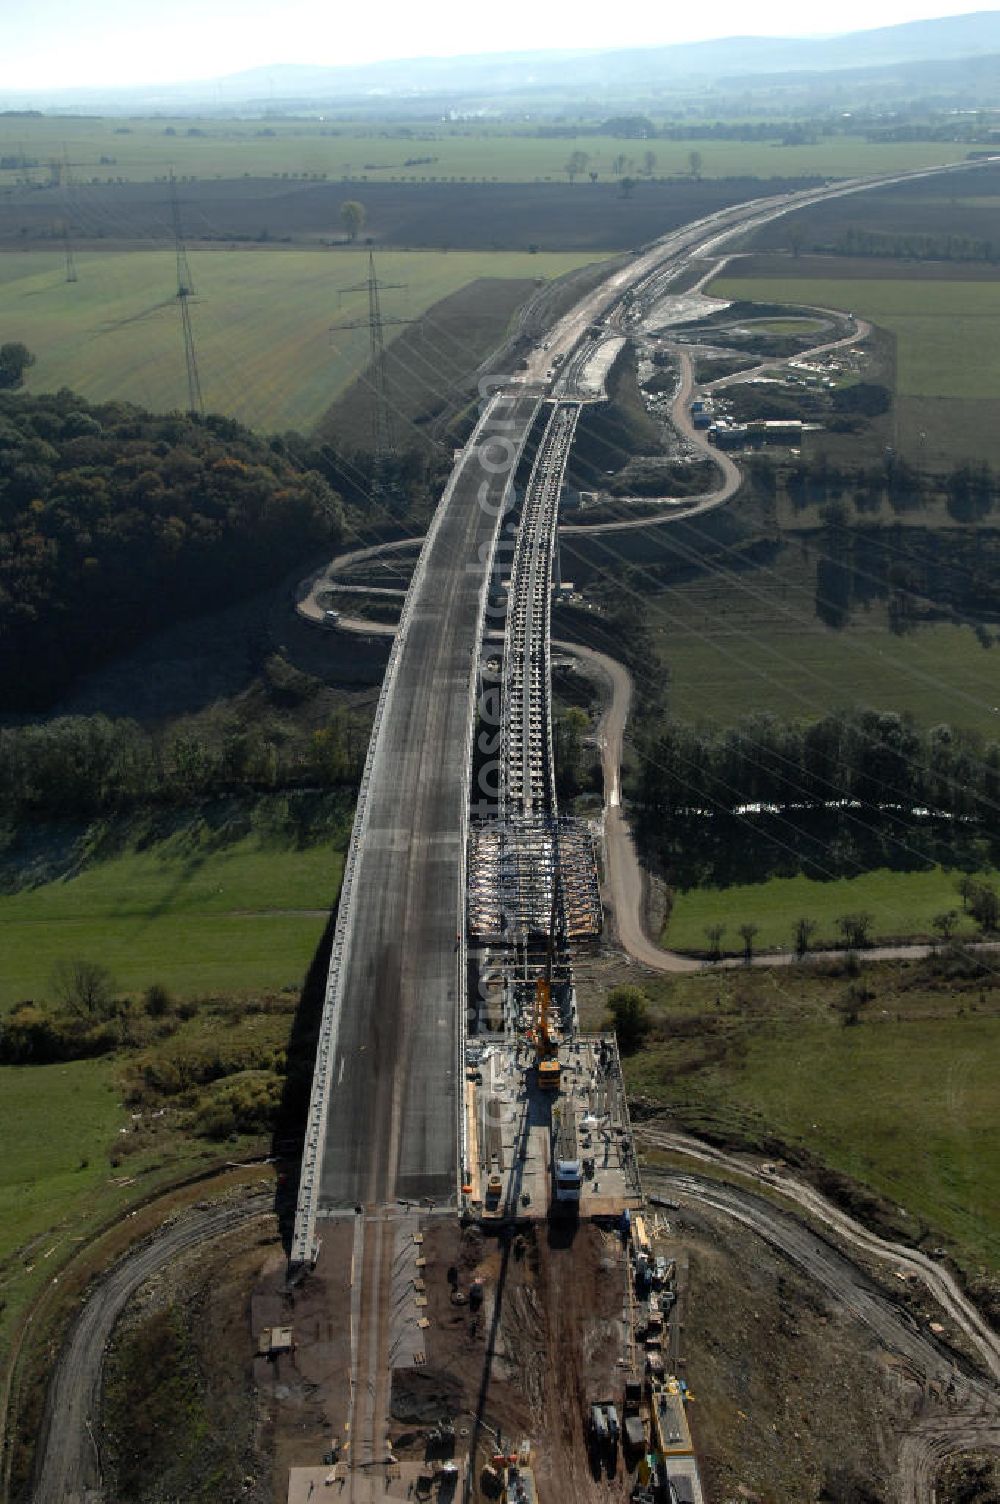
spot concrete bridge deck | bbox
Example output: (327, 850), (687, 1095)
(291, 392), (540, 1259)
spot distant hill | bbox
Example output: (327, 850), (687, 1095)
(5, 10), (1000, 111)
(216, 12), (1000, 95)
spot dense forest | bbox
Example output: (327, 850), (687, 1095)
(0, 704), (367, 819)
(0, 387), (343, 708)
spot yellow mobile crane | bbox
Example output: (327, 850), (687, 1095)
(534, 977), (560, 1092)
(533, 884), (561, 1092)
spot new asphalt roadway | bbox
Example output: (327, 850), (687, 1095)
(315, 391), (540, 1212)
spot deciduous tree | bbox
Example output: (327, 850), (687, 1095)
(0, 341), (34, 389)
(339, 199), (366, 241)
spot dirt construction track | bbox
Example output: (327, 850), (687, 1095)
(32, 1192), (271, 1504)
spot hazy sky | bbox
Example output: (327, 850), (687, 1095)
(1, 0), (992, 91)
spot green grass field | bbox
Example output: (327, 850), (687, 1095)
(0, 247), (598, 432)
(746, 316), (828, 334)
(0, 1059), (124, 1270)
(646, 559), (1000, 738)
(662, 866), (994, 951)
(0, 118), (971, 186)
(627, 964), (1000, 1270)
(0, 826), (345, 1010)
(0, 1057), (137, 1353)
(711, 272), (1000, 401)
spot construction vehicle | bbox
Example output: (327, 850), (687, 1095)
(528, 883), (563, 1092)
(623, 1377), (645, 1453)
(649, 1377), (693, 1457)
(552, 1104), (582, 1204)
(588, 1401), (620, 1476)
(534, 976), (560, 1092)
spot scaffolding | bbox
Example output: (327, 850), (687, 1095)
(467, 401), (602, 1063)
(467, 816), (602, 942)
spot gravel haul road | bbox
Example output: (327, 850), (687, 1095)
(32, 1192), (272, 1504)
(642, 1158), (1000, 1502)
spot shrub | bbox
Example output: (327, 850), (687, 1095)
(605, 986), (652, 1054)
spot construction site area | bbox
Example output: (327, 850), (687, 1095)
(274, 1198), (702, 1504)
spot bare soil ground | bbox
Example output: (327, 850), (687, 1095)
(744, 162), (1000, 256)
(246, 1217), (636, 1502)
(0, 176), (822, 253)
(397, 1219), (635, 1503)
(102, 1217), (282, 1504)
(674, 1199), (923, 1502)
(89, 1177), (994, 1504)
(254, 1219), (356, 1500)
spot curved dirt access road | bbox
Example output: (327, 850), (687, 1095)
(642, 1161), (1000, 1502)
(899, 1422), (1000, 1504)
(703, 312), (874, 393)
(559, 300), (870, 538)
(295, 535), (422, 625)
(560, 345), (744, 539)
(644, 1157), (1000, 1499)
(640, 1126), (1000, 1383)
(32, 1192), (272, 1504)
(646, 1166), (1000, 1498)
(553, 639), (699, 974)
(527, 155), (993, 397)
(555, 640), (1000, 974)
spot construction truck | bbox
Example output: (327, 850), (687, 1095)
(588, 1401), (620, 1477)
(552, 1103), (582, 1205)
(623, 1376), (645, 1454)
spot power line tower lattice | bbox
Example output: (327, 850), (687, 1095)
(169, 174), (204, 418)
(331, 250), (412, 502)
(61, 145), (78, 284)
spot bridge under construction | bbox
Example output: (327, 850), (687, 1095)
(283, 161), (980, 1502)
(462, 397), (639, 1220)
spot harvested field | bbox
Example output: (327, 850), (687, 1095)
(744, 159), (1000, 252)
(316, 275), (543, 454)
(730, 251), (1000, 281)
(0, 174), (823, 253)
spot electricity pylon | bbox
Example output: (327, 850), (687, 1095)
(332, 251), (412, 491)
(61, 146), (78, 283)
(169, 173), (204, 417)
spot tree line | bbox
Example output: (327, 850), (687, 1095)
(0, 709), (366, 819)
(635, 707), (1000, 827)
(823, 226), (1000, 263)
(0, 385), (344, 708)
